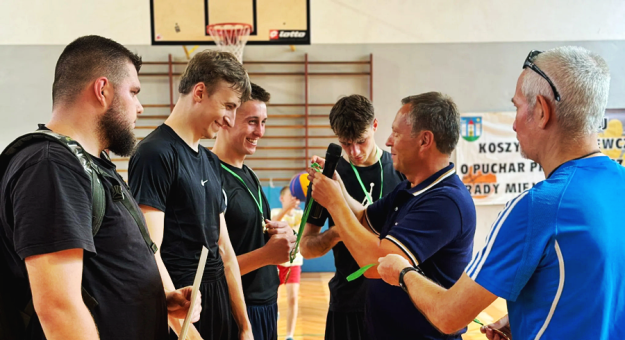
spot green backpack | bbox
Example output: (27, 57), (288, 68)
(0, 129), (157, 339)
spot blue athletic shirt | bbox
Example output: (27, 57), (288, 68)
(466, 155), (625, 340)
(365, 163), (476, 339)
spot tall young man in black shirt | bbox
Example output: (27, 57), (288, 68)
(129, 51), (253, 340)
(0, 35), (197, 340)
(212, 83), (296, 340)
(299, 95), (405, 340)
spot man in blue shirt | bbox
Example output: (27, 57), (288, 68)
(378, 46), (625, 340)
(310, 92), (477, 339)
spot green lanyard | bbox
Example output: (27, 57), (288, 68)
(349, 147), (384, 206)
(220, 163), (265, 226)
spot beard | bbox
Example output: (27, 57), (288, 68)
(98, 95), (136, 157)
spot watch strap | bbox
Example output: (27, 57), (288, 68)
(399, 266), (425, 293)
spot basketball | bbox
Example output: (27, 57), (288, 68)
(289, 172), (310, 201)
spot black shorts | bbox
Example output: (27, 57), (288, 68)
(231, 302), (278, 340)
(325, 310), (371, 340)
(171, 273), (232, 340)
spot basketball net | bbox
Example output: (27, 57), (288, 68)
(207, 23), (252, 63)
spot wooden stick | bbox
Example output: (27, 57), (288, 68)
(178, 246), (209, 340)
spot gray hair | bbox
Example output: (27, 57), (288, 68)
(401, 92), (460, 155)
(522, 46), (610, 137)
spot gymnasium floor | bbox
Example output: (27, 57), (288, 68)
(276, 273), (507, 340)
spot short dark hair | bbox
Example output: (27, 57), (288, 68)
(251, 83), (270, 103)
(52, 35), (142, 106)
(401, 92), (460, 155)
(179, 50), (251, 102)
(329, 95), (375, 141)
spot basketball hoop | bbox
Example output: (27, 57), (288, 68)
(207, 23), (252, 63)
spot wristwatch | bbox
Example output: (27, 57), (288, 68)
(399, 266), (425, 293)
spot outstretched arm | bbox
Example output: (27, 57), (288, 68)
(311, 174), (413, 278)
(299, 223), (341, 259)
(378, 254), (498, 335)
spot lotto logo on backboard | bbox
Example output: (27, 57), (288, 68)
(269, 30), (307, 40)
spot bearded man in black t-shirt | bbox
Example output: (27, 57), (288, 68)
(0, 36), (198, 340)
(129, 51), (254, 340)
(212, 83), (296, 340)
(299, 95), (405, 340)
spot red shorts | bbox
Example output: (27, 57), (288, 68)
(277, 265), (301, 284)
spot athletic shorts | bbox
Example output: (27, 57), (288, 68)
(231, 302), (278, 340)
(277, 265), (301, 284)
(325, 310), (370, 340)
(170, 271), (232, 340)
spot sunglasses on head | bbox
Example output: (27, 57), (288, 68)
(523, 50), (561, 102)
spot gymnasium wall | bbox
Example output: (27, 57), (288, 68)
(1, 40), (624, 260)
(2, 0), (625, 45)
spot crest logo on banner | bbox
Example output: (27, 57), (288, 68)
(460, 117), (482, 142)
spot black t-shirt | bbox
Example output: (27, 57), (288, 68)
(129, 124), (227, 286)
(327, 151), (405, 312)
(220, 162), (279, 306)
(0, 138), (168, 340)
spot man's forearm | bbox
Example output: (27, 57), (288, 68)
(403, 270), (459, 334)
(403, 272), (494, 334)
(300, 224), (340, 259)
(223, 244), (252, 331)
(141, 205), (202, 339)
(237, 247), (271, 275)
(218, 214), (251, 332)
(328, 198), (382, 267)
(339, 178), (368, 216)
(153, 254), (201, 339)
(155, 253), (176, 291)
(37, 302), (99, 340)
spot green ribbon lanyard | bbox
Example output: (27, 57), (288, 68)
(290, 162), (322, 263)
(349, 147), (384, 206)
(345, 148), (384, 281)
(220, 163), (265, 227)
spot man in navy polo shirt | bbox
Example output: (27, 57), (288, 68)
(310, 92), (476, 339)
(378, 47), (625, 340)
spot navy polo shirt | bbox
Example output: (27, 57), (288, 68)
(364, 163), (476, 339)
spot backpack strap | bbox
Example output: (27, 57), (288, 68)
(0, 130), (106, 236)
(94, 169), (158, 254)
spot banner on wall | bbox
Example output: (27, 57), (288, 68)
(457, 110), (625, 205)
(598, 109), (625, 165)
(456, 112), (545, 205)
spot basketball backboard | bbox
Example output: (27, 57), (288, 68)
(150, 0), (310, 45)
